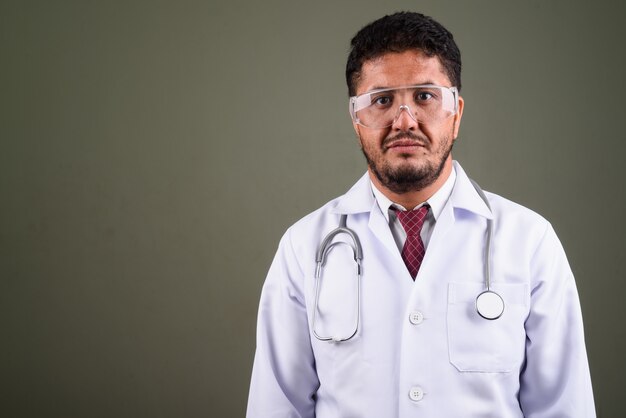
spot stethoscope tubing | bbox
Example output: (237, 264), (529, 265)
(313, 215), (362, 342)
(468, 179), (504, 320)
(313, 179), (504, 342)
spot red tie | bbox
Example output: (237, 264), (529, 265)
(396, 205), (429, 279)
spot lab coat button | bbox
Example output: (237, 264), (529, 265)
(409, 386), (424, 402)
(409, 311), (424, 325)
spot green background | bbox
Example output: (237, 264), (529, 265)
(1, 1), (624, 416)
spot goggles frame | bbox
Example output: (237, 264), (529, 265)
(349, 84), (459, 128)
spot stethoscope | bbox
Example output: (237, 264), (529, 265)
(312, 179), (505, 343)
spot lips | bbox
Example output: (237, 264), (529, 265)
(385, 139), (427, 151)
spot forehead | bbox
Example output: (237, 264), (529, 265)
(357, 49), (450, 94)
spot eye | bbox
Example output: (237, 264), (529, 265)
(372, 95), (393, 107)
(415, 91), (434, 101)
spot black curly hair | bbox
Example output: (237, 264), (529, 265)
(346, 12), (462, 96)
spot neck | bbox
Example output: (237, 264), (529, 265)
(369, 159), (453, 210)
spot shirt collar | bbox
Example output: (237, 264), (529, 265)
(370, 165), (457, 221)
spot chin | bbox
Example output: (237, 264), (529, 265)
(391, 159), (431, 173)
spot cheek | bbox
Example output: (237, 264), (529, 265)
(359, 132), (386, 150)
(420, 126), (441, 144)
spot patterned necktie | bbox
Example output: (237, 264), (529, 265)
(396, 205), (429, 279)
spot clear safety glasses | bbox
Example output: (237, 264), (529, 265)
(349, 84), (459, 129)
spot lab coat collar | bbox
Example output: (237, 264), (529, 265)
(330, 172), (376, 215)
(449, 161), (493, 220)
(330, 161), (493, 220)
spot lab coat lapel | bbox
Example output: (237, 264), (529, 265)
(426, 162), (493, 255)
(331, 173), (403, 258)
(426, 200), (455, 253)
(367, 201), (401, 258)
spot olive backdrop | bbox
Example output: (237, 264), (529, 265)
(1, 0), (624, 417)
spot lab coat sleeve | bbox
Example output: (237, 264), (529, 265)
(246, 227), (319, 418)
(519, 223), (596, 417)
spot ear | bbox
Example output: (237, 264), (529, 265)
(452, 95), (464, 139)
(353, 121), (364, 147)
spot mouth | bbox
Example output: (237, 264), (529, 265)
(385, 139), (427, 153)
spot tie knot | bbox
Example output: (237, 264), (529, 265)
(396, 205), (429, 236)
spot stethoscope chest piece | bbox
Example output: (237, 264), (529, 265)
(476, 290), (504, 320)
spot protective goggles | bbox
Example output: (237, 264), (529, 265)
(349, 84), (459, 129)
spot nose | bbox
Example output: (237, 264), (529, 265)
(391, 105), (418, 131)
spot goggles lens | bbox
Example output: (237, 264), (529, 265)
(349, 85), (458, 128)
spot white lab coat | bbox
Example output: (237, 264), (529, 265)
(247, 161), (595, 418)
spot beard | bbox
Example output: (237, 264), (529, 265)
(360, 131), (453, 194)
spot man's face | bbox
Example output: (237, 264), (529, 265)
(353, 49), (464, 195)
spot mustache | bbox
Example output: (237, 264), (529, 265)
(382, 132), (429, 148)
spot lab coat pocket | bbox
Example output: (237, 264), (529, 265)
(447, 282), (529, 373)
